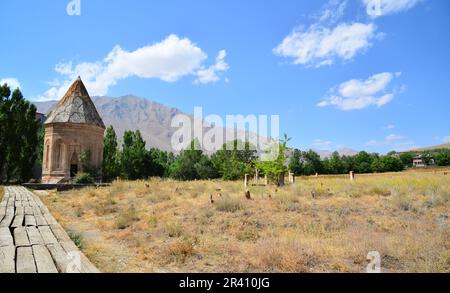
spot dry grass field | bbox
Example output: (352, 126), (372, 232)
(39, 170), (450, 273)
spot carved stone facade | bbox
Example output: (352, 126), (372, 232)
(42, 77), (105, 183)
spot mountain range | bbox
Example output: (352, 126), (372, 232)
(34, 95), (361, 157)
(34, 95), (267, 154)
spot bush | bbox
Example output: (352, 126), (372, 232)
(115, 205), (140, 229)
(215, 196), (243, 212)
(74, 172), (94, 184)
(68, 231), (84, 249)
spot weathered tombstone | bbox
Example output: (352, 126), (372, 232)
(288, 171), (295, 183)
(244, 174), (249, 188)
(254, 169), (259, 182)
(350, 171), (355, 181)
(264, 175), (268, 186)
(278, 172), (285, 187)
(315, 173), (319, 178)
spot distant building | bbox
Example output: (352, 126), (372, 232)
(412, 154), (435, 167)
(41, 77), (105, 184)
(35, 112), (46, 124)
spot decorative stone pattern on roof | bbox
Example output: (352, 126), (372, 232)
(44, 77), (105, 128)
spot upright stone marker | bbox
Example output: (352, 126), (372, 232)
(350, 171), (355, 181)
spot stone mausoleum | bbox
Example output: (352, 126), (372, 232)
(42, 77), (105, 184)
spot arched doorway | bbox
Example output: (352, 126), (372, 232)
(70, 151), (79, 178)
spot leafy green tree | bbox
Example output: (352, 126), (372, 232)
(255, 134), (290, 186)
(399, 152), (414, 168)
(169, 140), (218, 180)
(288, 149), (303, 175)
(148, 148), (173, 177)
(121, 130), (148, 180)
(103, 126), (120, 180)
(211, 140), (257, 180)
(302, 149), (323, 175)
(354, 151), (374, 173)
(0, 85), (39, 183)
(435, 149), (450, 166)
(327, 151), (344, 174)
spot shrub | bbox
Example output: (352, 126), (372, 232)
(215, 196), (243, 212)
(115, 205), (140, 229)
(237, 227), (259, 241)
(165, 222), (184, 238)
(74, 172), (94, 184)
(167, 238), (195, 263)
(68, 231), (84, 249)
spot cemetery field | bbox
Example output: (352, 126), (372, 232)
(39, 170), (450, 273)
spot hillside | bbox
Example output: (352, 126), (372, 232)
(411, 142), (450, 152)
(34, 95), (265, 153)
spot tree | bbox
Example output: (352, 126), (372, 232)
(211, 140), (257, 180)
(302, 150), (323, 175)
(255, 134), (290, 186)
(327, 151), (344, 174)
(354, 151), (373, 173)
(103, 126), (120, 180)
(435, 149), (450, 166)
(399, 152), (414, 168)
(0, 84), (39, 183)
(148, 148), (174, 177)
(121, 130), (148, 180)
(288, 149), (303, 175)
(169, 140), (218, 180)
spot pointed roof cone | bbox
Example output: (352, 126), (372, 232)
(45, 77), (105, 128)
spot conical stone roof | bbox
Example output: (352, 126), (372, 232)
(44, 77), (105, 128)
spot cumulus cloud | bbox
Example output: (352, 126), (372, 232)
(317, 72), (401, 110)
(443, 136), (450, 143)
(0, 78), (21, 90)
(364, 0), (421, 18)
(274, 22), (377, 68)
(195, 50), (229, 84)
(36, 35), (228, 101)
(384, 124), (395, 130)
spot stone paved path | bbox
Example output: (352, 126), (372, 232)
(0, 186), (99, 273)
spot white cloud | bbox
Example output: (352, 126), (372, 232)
(317, 72), (401, 110)
(364, 0), (421, 18)
(274, 22), (377, 67)
(36, 35), (228, 101)
(315, 0), (348, 25)
(195, 50), (229, 84)
(443, 136), (450, 143)
(384, 124), (395, 129)
(366, 134), (415, 151)
(0, 78), (21, 90)
(274, 1), (379, 68)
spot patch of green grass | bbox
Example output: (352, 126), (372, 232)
(0, 186), (4, 202)
(68, 231), (85, 249)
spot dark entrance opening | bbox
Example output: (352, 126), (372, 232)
(70, 164), (78, 178)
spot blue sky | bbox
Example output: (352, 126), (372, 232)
(1, 0), (449, 153)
